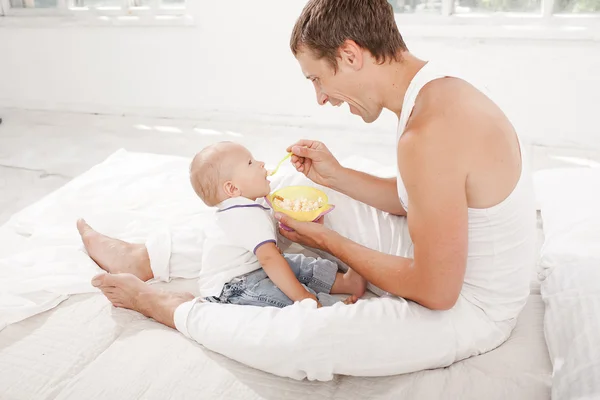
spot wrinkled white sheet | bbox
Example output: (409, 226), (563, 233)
(0, 150), (211, 330)
(0, 290), (551, 400)
(535, 168), (600, 400)
(0, 150), (552, 399)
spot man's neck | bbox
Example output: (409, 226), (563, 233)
(378, 53), (427, 118)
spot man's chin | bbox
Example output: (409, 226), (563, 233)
(361, 109), (383, 124)
(361, 114), (378, 124)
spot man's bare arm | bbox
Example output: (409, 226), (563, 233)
(318, 128), (468, 310)
(287, 140), (406, 216)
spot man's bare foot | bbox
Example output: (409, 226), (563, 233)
(92, 273), (194, 329)
(77, 219), (154, 281)
(331, 268), (367, 298)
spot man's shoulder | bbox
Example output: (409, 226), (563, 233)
(412, 76), (484, 124)
(401, 77), (484, 148)
(398, 79), (476, 182)
(419, 76), (480, 105)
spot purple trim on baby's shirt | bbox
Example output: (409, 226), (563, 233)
(218, 204), (270, 213)
(253, 239), (277, 254)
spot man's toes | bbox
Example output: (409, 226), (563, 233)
(92, 272), (129, 289)
(76, 218), (85, 233)
(101, 288), (118, 301)
(109, 297), (123, 307)
(106, 296), (121, 307)
(103, 290), (124, 305)
(118, 273), (145, 288)
(92, 273), (110, 287)
(77, 218), (92, 236)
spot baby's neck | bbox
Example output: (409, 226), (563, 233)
(222, 194), (257, 203)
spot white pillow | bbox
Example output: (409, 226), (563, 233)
(534, 167), (600, 278)
(263, 158), (412, 296)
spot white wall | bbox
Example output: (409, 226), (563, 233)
(1, 1), (599, 148)
(0, 2), (335, 121)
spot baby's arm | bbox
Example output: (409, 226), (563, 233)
(255, 243), (320, 306)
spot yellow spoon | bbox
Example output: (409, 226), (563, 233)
(268, 152), (292, 176)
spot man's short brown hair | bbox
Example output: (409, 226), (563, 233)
(290, 0), (408, 70)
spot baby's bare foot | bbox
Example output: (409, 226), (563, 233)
(343, 295), (359, 305)
(343, 268), (367, 298)
(77, 219), (154, 281)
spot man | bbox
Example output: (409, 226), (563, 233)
(83, 0), (536, 380)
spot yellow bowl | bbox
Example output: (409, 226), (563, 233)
(266, 186), (335, 222)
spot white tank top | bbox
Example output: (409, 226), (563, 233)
(396, 62), (537, 322)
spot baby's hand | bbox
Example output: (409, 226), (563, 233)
(343, 295), (359, 305)
(304, 293), (322, 308)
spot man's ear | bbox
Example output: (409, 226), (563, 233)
(223, 181), (241, 197)
(338, 39), (364, 71)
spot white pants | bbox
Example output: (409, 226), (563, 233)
(144, 215), (516, 381)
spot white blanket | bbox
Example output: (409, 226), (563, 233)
(535, 167), (600, 400)
(0, 150), (552, 398)
(0, 150), (213, 330)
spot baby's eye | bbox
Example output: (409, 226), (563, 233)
(248, 160), (253, 165)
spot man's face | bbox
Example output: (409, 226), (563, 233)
(296, 48), (383, 123)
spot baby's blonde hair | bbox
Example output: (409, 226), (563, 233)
(189, 142), (236, 206)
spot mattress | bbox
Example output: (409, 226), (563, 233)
(0, 150), (552, 399)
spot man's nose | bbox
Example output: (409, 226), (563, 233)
(316, 90), (329, 106)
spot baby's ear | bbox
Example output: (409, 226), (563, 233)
(223, 181), (240, 197)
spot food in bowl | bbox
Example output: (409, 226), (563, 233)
(272, 195), (324, 212)
(266, 186), (335, 223)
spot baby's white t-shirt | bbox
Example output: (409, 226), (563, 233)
(199, 197), (277, 297)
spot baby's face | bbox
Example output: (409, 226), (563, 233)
(230, 147), (271, 200)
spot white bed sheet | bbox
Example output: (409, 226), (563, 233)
(0, 150), (552, 399)
(535, 168), (600, 400)
(0, 286), (551, 400)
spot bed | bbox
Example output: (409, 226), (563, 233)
(0, 150), (553, 399)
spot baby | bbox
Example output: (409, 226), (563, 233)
(190, 141), (366, 308)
